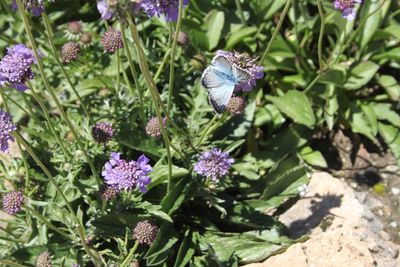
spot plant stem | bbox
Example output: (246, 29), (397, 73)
(303, 73), (321, 93)
(41, 13), (93, 124)
(0, 260), (27, 267)
(120, 241), (139, 267)
(13, 132), (103, 267)
(154, 48), (171, 83)
(260, 0), (291, 63)
(195, 115), (219, 147)
(316, 0), (325, 72)
(235, 0), (246, 25)
(167, 0), (185, 113)
(16, 0), (99, 184)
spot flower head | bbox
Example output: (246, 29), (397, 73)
(227, 96), (246, 115)
(133, 220), (158, 245)
(97, 0), (116, 20)
(100, 185), (119, 200)
(0, 109), (17, 152)
(61, 42), (80, 63)
(0, 44), (38, 91)
(2, 191), (24, 215)
(101, 28), (123, 54)
(67, 21), (82, 34)
(194, 148), (234, 181)
(11, 0), (54, 16)
(145, 117), (166, 138)
(177, 31), (189, 48)
(215, 50), (264, 92)
(36, 251), (52, 267)
(102, 153), (152, 192)
(92, 122), (114, 144)
(333, 0), (363, 21)
(138, 0), (189, 22)
(80, 32), (92, 45)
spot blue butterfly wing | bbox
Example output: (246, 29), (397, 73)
(233, 66), (251, 83)
(201, 66), (235, 114)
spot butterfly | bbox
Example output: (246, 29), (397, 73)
(201, 55), (250, 114)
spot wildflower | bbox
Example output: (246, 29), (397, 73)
(177, 31), (189, 48)
(72, 264), (80, 267)
(138, 0), (189, 22)
(61, 42), (80, 63)
(194, 148), (234, 181)
(67, 21), (81, 34)
(0, 44), (38, 91)
(80, 32), (92, 45)
(101, 28), (123, 54)
(145, 117), (166, 138)
(11, 0), (54, 16)
(100, 185), (119, 200)
(333, 0), (362, 21)
(227, 96), (246, 115)
(215, 50), (264, 92)
(0, 109), (17, 152)
(97, 0), (116, 20)
(2, 191), (24, 215)
(92, 122), (114, 144)
(133, 220), (158, 245)
(102, 152), (152, 192)
(36, 251), (52, 267)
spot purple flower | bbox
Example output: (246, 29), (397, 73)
(194, 148), (234, 181)
(92, 122), (114, 144)
(215, 50), (264, 92)
(2, 191), (24, 215)
(97, 0), (116, 20)
(101, 28), (123, 54)
(0, 44), (38, 91)
(102, 152), (152, 192)
(0, 109), (17, 152)
(138, 0), (189, 22)
(145, 117), (166, 138)
(11, 0), (54, 16)
(333, 0), (362, 21)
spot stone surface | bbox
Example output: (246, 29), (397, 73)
(244, 172), (400, 267)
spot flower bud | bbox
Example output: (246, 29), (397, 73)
(133, 220), (158, 245)
(61, 42), (80, 63)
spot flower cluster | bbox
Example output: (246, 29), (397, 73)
(194, 148), (234, 181)
(61, 42), (80, 63)
(227, 96), (246, 115)
(97, 0), (117, 20)
(2, 191), (24, 215)
(133, 220), (158, 245)
(145, 117), (166, 138)
(216, 50), (264, 92)
(138, 0), (189, 22)
(333, 0), (363, 21)
(101, 28), (123, 54)
(92, 122), (114, 144)
(11, 0), (54, 16)
(102, 153), (152, 192)
(36, 251), (52, 267)
(0, 109), (17, 152)
(0, 44), (38, 91)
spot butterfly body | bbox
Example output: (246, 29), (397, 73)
(201, 56), (250, 114)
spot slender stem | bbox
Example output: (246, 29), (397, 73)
(116, 49), (121, 95)
(260, 0), (291, 63)
(16, 0), (99, 184)
(41, 13), (93, 124)
(25, 206), (72, 240)
(195, 115), (219, 147)
(154, 49), (171, 83)
(167, 0), (185, 113)
(13, 132), (103, 267)
(119, 22), (145, 120)
(303, 73), (321, 93)
(120, 241), (139, 267)
(316, 0), (325, 72)
(235, 0), (246, 25)
(0, 260), (27, 267)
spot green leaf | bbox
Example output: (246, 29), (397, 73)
(149, 165), (189, 190)
(300, 146), (328, 168)
(349, 103), (377, 141)
(377, 75), (400, 101)
(145, 223), (179, 266)
(160, 178), (192, 215)
(266, 90), (315, 128)
(371, 103), (400, 128)
(378, 123), (400, 165)
(173, 230), (197, 267)
(357, 0), (384, 49)
(344, 61), (379, 90)
(205, 10), (225, 50)
(225, 26), (258, 50)
(324, 84), (338, 130)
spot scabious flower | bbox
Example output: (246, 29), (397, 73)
(2, 191), (24, 215)
(101, 28), (123, 54)
(11, 0), (54, 16)
(333, 0), (363, 21)
(100, 185), (119, 200)
(61, 42), (80, 63)
(216, 50), (264, 92)
(133, 220), (158, 245)
(227, 96), (246, 115)
(177, 31), (189, 48)
(145, 117), (166, 138)
(0, 109), (17, 153)
(92, 122), (114, 144)
(138, 0), (189, 22)
(36, 251), (52, 267)
(194, 148), (234, 181)
(80, 32), (92, 45)
(97, 0), (117, 20)
(102, 153), (152, 192)
(0, 44), (38, 91)
(67, 21), (82, 34)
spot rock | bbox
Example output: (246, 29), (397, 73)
(391, 187), (400, 196)
(244, 172), (400, 267)
(390, 221), (398, 228)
